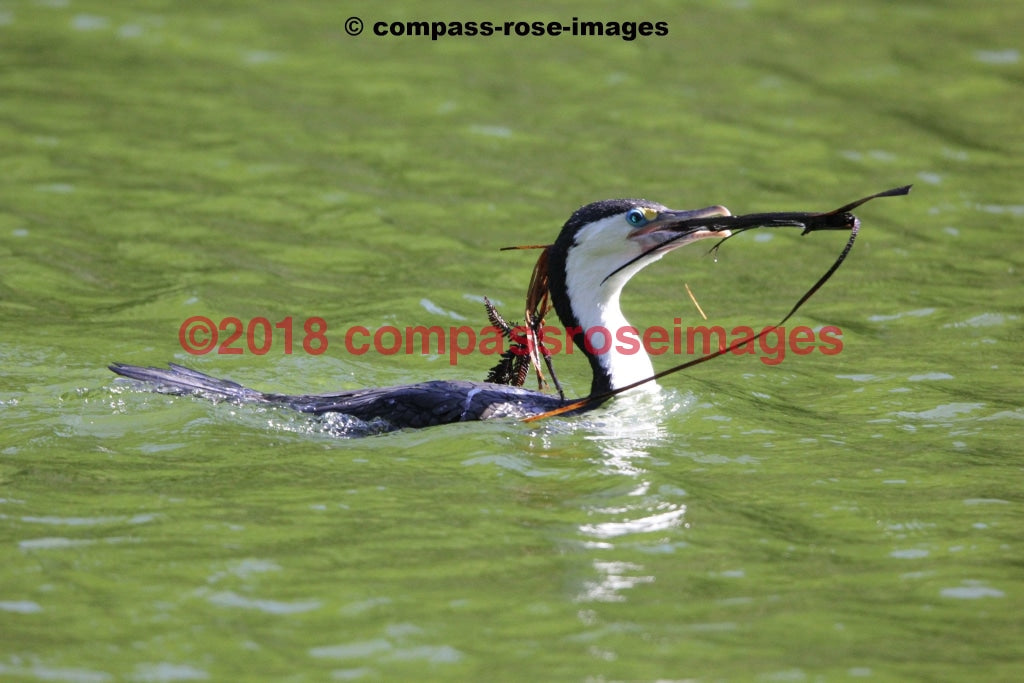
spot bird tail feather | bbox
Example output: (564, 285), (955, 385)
(109, 362), (270, 404)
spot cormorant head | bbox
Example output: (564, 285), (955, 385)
(553, 199), (732, 292)
(547, 198), (732, 395)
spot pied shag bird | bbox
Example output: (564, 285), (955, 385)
(110, 199), (732, 433)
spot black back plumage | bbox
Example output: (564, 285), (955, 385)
(109, 363), (567, 433)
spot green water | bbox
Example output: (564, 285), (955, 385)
(2, 0), (1022, 680)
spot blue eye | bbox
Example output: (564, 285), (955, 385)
(626, 208), (648, 227)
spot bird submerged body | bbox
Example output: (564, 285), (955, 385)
(109, 362), (571, 432)
(111, 197), (732, 434)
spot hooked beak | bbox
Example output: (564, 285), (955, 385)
(629, 205), (733, 252)
(599, 205), (734, 286)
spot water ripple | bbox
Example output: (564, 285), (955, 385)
(577, 560), (655, 603)
(941, 582), (1005, 599)
(579, 505), (687, 539)
(132, 663), (210, 682)
(868, 308), (936, 322)
(894, 402), (984, 421)
(205, 590), (321, 614)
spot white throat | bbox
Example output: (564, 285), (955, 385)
(564, 222), (664, 392)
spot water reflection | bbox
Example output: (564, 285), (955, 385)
(565, 388), (693, 604)
(576, 386), (689, 468)
(579, 505), (688, 540)
(577, 561), (655, 603)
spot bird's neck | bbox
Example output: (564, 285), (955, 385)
(550, 248), (659, 398)
(573, 283), (658, 396)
